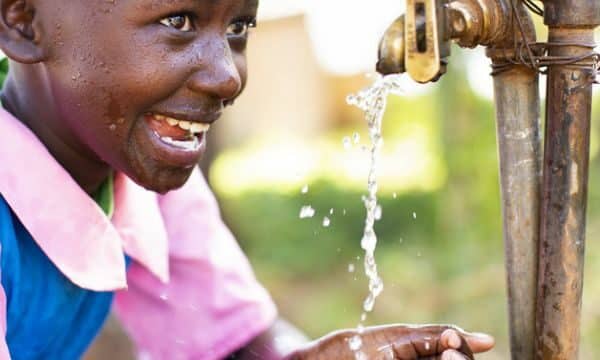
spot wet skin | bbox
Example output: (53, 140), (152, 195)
(0, 0), (257, 194)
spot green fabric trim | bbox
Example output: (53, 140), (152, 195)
(92, 174), (114, 219)
(0, 57), (8, 89)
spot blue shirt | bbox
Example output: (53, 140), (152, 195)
(0, 195), (114, 359)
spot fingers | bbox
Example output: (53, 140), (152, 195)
(461, 332), (495, 353)
(441, 329), (495, 353)
(442, 349), (471, 360)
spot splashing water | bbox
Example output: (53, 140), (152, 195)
(346, 74), (404, 358)
(299, 206), (315, 219)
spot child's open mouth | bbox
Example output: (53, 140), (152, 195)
(144, 113), (210, 152)
(144, 113), (210, 168)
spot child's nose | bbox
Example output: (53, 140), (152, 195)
(186, 43), (242, 101)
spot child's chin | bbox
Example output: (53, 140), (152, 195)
(131, 166), (195, 194)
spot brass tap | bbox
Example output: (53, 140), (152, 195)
(376, 0), (515, 82)
(377, 0), (450, 83)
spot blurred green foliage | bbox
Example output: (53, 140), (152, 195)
(215, 51), (600, 359)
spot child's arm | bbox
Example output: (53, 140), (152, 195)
(233, 323), (494, 359)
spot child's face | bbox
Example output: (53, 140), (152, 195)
(36, 0), (257, 192)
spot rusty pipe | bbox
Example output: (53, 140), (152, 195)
(487, 4), (540, 359)
(491, 63), (541, 360)
(535, 1), (599, 358)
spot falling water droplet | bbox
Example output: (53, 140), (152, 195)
(343, 136), (352, 150)
(322, 217), (331, 227)
(348, 263), (355, 273)
(393, 192), (397, 199)
(301, 185), (309, 194)
(374, 205), (382, 220)
(330, 208), (334, 215)
(299, 206), (315, 219)
(412, 212), (417, 219)
(353, 132), (361, 143)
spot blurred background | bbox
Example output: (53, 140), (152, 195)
(86, 1), (600, 359)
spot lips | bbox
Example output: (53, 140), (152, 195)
(133, 112), (216, 168)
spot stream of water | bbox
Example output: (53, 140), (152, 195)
(346, 74), (404, 359)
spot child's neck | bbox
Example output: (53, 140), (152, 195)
(1, 75), (111, 195)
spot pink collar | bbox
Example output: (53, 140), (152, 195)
(0, 108), (169, 291)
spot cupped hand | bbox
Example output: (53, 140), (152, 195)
(284, 324), (494, 360)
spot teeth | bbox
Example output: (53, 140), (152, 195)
(158, 135), (201, 151)
(190, 123), (210, 133)
(177, 120), (191, 130)
(152, 114), (210, 134)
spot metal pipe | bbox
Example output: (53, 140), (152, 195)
(485, 3), (541, 358)
(536, 1), (599, 357)
(491, 63), (541, 360)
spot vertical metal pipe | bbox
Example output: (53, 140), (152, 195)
(492, 64), (541, 360)
(535, 6), (598, 356)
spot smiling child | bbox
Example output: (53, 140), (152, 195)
(0, 0), (494, 359)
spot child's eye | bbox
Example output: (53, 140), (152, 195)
(159, 15), (194, 32)
(227, 18), (256, 38)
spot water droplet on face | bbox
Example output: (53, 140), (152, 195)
(348, 263), (355, 273)
(343, 136), (352, 150)
(299, 206), (315, 219)
(424, 342), (430, 350)
(301, 185), (309, 194)
(322, 216), (331, 227)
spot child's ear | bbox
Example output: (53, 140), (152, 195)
(0, 0), (44, 63)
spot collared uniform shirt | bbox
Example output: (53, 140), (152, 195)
(0, 107), (277, 359)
